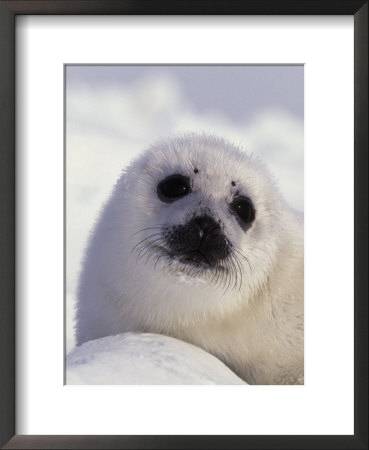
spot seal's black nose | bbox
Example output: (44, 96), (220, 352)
(167, 215), (230, 266)
(193, 215), (219, 237)
(191, 215), (220, 245)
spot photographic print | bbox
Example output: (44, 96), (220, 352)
(65, 65), (304, 385)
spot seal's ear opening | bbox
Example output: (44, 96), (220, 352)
(157, 174), (191, 203)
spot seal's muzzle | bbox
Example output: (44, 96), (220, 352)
(166, 215), (230, 267)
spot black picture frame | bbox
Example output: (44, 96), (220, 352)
(0, 1), (367, 449)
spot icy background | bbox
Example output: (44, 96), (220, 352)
(66, 66), (303, 383)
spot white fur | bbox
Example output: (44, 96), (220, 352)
(76, 134), (304, 385)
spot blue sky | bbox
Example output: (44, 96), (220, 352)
(67, 64), (304, 122)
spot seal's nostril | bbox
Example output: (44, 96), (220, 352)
(193, 215), (220, 237)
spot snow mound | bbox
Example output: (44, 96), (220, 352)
(66, 332), (246, 385)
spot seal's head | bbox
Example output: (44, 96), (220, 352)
(100, 134), (287, 317)
(78, 134), (292, 339)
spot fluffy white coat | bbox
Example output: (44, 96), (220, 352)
(76, 134), (304, 385)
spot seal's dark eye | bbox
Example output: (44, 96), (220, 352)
(230, 196), (255, 227)
(157, 174), (191, 203)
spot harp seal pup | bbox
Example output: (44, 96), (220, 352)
(76, 134), (304, 385)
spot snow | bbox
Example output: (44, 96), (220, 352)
(66, 332), (247, 385)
